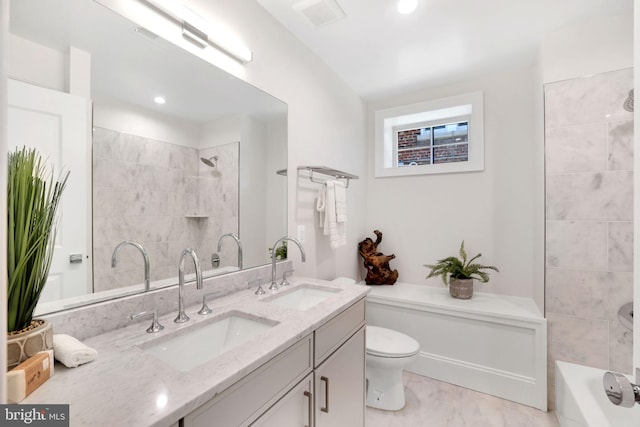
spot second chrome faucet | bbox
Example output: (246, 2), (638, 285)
(270, 237), (305, 291)
(111, 240), (150, 292)
(175, 248), (203, 323)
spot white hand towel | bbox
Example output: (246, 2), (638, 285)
(323, 181), (347, 248)
(334, 181), (347, 223)
(53, 334), (98, 368)
(316, 184), (326, 228)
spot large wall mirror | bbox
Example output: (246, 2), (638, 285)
(8, 0), (287, 314)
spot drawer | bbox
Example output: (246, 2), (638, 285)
(314, 298), (366, 366)
(183, 335), (313, 427)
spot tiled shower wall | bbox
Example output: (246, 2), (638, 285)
(544, 68), (634, 407)
(92, 127), (239, 293)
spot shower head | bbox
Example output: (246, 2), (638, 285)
(623, 89), (634, 112)
(200, 156), (218, 168)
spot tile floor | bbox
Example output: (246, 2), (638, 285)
(366, 372), (560, 427)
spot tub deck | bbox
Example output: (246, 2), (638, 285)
(555, 361), (640, 427)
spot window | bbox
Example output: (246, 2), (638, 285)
(374, 91), (484, 177)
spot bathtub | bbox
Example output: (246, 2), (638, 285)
(361, 281), (547, 410)
(555, 361), (640, 427)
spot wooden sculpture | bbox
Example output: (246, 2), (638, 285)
(358, 229), (398, 285)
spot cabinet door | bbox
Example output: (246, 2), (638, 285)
(252, 373), (314, 427)
(315, 327), (365, 427)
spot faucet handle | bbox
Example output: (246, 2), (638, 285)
(131, 310), (164, 333)
(251, 279), (266, 295)
(281, 269), (294, 287)
(198, 292), (217, 315)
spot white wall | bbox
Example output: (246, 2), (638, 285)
(541, 14), (633, 84)
(8, 34), (64, 91)
(240, 116), (268, 267)
(366, 65), (541, 305)
(94, 99), (201, 148)
(200, 115), (242, 149)
(185, 0), (368, 280)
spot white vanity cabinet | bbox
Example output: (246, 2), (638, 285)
(314, 327), (365, 427)
(313, 299), (366, 427)
(251, 373), (314, 427)
(182, 336), (313, 427)
(182, 298), (366, 427)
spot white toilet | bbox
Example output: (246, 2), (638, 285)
(330, 278), (420, 411)
(366, 325), (420, 411)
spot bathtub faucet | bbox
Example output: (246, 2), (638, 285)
(603, 369), (640, 407)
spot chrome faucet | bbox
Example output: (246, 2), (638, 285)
(112, 240), (150, 292)
(217, 233), (243, 269)
(175, 248), (203, 323)
(270, 237), (305, 291)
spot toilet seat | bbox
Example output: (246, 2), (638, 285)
(366, 325), (419, 358)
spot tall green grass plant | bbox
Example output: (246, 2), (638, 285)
(7, 147), (68, 332)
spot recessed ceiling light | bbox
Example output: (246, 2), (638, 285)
(397, 0), (418, 14)
(154, 96), (166, 104)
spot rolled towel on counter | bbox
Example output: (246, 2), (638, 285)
(53, 334), (98, 368)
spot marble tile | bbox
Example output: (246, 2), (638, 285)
(112, 130), (144, 164)
(91, 127), (114, 159)
(608, 222), (633, 272)
(609, 321), (633, 374)
(138, 136), (171, 169)
(545, 221), (607, 270)
(109, 160), (143, 190)
(608, 120), (634, 171)
(545, 171), (633, 221)
(366, 372), (559, 427)
(141, 164), (173, 192)
(92, 186), (114, 218)
(544, 68), (634, 129)
(447, 386), (505, 427)
(547, 313), (609, 369)
(502, 399), (560, 427)
(606, 271), (634, 323)
(545, 123), (607, 174)
(545, 268), (609, 319)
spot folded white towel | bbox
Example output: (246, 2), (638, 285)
(323, 181), (347, 248)
(334, 181), (347, 223)
(317, 184), (327, 228)
(53, 334), (98, 368)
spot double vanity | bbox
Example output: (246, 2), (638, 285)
(23, 276), (368, 427)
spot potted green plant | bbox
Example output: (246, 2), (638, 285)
(7, 147), (68, 369)
(424, 241), (498, 299)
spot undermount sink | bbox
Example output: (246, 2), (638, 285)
(263, 283), (342, 311)
(140, 311), (278, 372)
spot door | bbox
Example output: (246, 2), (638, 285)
(315, 327), (365, 427)
(8, 79), (92, 302)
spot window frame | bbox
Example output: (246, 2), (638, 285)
(374, 91), (484, 177)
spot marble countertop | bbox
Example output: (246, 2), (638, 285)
(23, 277), (369, 427)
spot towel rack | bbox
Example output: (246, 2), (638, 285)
(276, 166), (359, 188)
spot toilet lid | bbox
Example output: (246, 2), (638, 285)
(366, 326), (420, 358)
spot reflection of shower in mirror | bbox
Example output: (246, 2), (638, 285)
(201, 155), (218, 168)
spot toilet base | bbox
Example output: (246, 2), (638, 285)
(366, 362), (407, 411)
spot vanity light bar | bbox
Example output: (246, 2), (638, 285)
(182, 21), (208, 49)
(143, 0), (253, 63)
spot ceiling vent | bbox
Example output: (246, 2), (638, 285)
(293, 0), (346, 27)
